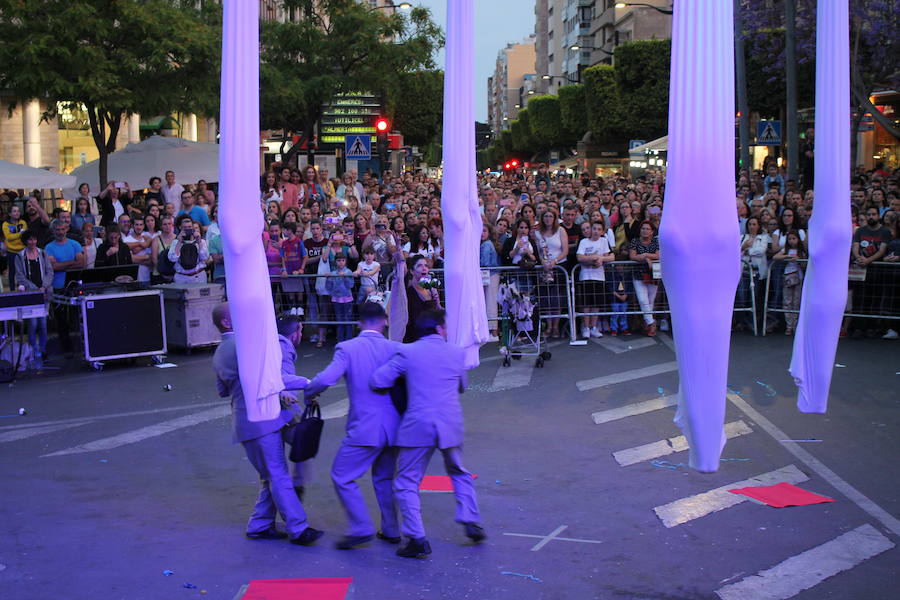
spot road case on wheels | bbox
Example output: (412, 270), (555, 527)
(79, 290), (167, 364)
(154, 283), (224, 350)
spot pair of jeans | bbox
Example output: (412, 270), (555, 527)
(333, 300), (353, 341)
(633, 279), (658, 325)
(27, 317), (48, 359)
(610, 301), (629, 332)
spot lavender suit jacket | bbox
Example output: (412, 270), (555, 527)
(305, 331), (401, 447)
(370, 334), (468, 449)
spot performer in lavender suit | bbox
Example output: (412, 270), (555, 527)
(305, 302), (403, 549)
(370, 309), (485, 559)
(211, 303), (323, 546)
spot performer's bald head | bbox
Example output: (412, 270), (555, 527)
(212, 302), (232, 333)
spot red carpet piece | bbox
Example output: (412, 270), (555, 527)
(728, 482), (835, 508)
(419, 474), (477, 492)
(243, 578), (352, 600)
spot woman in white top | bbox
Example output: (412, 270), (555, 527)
(738, 216), (771, 332)
(770, 207), (806, 250)
(533, 209), (568, 338)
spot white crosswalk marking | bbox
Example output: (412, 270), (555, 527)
(715, 524), (895, 600)
(0, 401), (223, 432)
(490, 358), (535, 391)
(42, 405), (230, 457)
(320, 398), (349, 420)
(589, 336), (658, 354)
(576, 361), (679, 392)
(0, 422), (90, 444)
(653, 464), (808, 528)
(591, 395), (677, 424)
(614, 420), (753, 467)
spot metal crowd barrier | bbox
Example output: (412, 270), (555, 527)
(271, 273), (380, 326)
(569, 261), (759, 337)
(762, 259), (900, 336)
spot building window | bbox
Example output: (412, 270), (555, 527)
(548, 6), (554, 16)
(549, 30), (554, 40)
(548, 53), (554, 66)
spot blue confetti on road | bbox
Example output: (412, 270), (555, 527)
(501, 571), (542, 582)
(183, 583), (198, 589)
(657, 387), (665, 396)
(162, 570), (174, 576)
(755, 381), (777, 397)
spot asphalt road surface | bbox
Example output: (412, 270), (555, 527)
(1, 333), (897, 599)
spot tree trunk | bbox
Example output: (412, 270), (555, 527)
(85, 104), (122, 188)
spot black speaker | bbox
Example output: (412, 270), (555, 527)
(81, 291), (166, 361)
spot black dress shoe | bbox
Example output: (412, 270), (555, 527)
(463, 523), (486, 543)
(377, 531), (401, 544)
(335, 534), (374, 549)
(290, 527), (324, 546)
(396, 537), (432, 558)
(246, 527), (288, 540)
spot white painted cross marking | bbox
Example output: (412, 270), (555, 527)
(591, 395), (677, 425)
(614, 420), (753, 467)
(503, 525), (604, 551)
(576, 361), (679, 392)
(42, 405), (230, 457)
(653, 464), (808, 528)
(0, 401), (224, 432)
(715, 524), (894, 600)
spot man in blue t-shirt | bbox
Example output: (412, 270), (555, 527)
(43, 219), (84, 355)
(176, 190), (211, 232)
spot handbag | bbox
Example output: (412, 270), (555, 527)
(784, 271), (801, 287)
(315, 252), (330, 295)
(288, 403), (323, 462)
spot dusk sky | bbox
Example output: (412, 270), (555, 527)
(409, 1), (537, 123)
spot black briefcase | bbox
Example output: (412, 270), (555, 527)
(288, 403), (323, 462)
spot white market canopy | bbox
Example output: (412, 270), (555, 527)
(630, 135), (668, 155)
(65, 135), (219, 197)
(0, 160), (76, 190)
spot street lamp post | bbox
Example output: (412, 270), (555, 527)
(370, 2), (412, 10)
(614, 2), (673, 15)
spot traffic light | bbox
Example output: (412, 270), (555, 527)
(375, 117), (390, 169)
(375, 117), (390, 133)
(503, 159), (519, 171)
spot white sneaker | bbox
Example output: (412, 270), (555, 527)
(882, 329), (899, 340)
(581, 327), (591, 339)
(590, 327), (603, 338)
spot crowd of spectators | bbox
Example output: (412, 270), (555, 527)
(1, 156), (898, 366)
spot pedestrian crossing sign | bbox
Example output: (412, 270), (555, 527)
(756, 120), (782, 145)
(345, 135), (371, 159)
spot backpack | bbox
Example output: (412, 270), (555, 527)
(179, 241), (200, 271)
(157, 238), (176, 276)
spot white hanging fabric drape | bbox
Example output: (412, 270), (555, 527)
(441, 0), (488, 368)
(789, 0), (851, 413)
(659, 0), (741, 472)
(218, 0), (282, 421)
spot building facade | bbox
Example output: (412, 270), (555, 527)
(533, 0), (672, 91)
(487, 37), (537, 134)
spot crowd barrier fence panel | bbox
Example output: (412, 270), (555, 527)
(762, 259), (899, 337)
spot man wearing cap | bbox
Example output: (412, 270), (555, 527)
(304, 302), (403, 550)
(211, 303), (323, 546)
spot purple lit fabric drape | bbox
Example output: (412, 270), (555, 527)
(789, 0), (851, 413)
(441, 0), (488, 368)
(219, 0), (282, 421)
(659, 1), (741, 472)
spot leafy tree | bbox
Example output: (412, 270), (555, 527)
(0, 0), (221, 186)
(527, 95), (564, 150)
(741, 0), (900, 138)
(385, 70), (444, 148)
(498, 130), (514, 157)
(261, 0), (443, 165)
(558, 84), (587, 143)
(743, 29), (815, 117)
(511, 109), (536, 154)
(613, 40), (670, 141)
(582, 65), (624, 142)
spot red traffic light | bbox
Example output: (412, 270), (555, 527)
(375, 118), (389, 132)
(510, 160), (519, 168)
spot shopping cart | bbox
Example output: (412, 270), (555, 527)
(497, 275), (552, 368)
